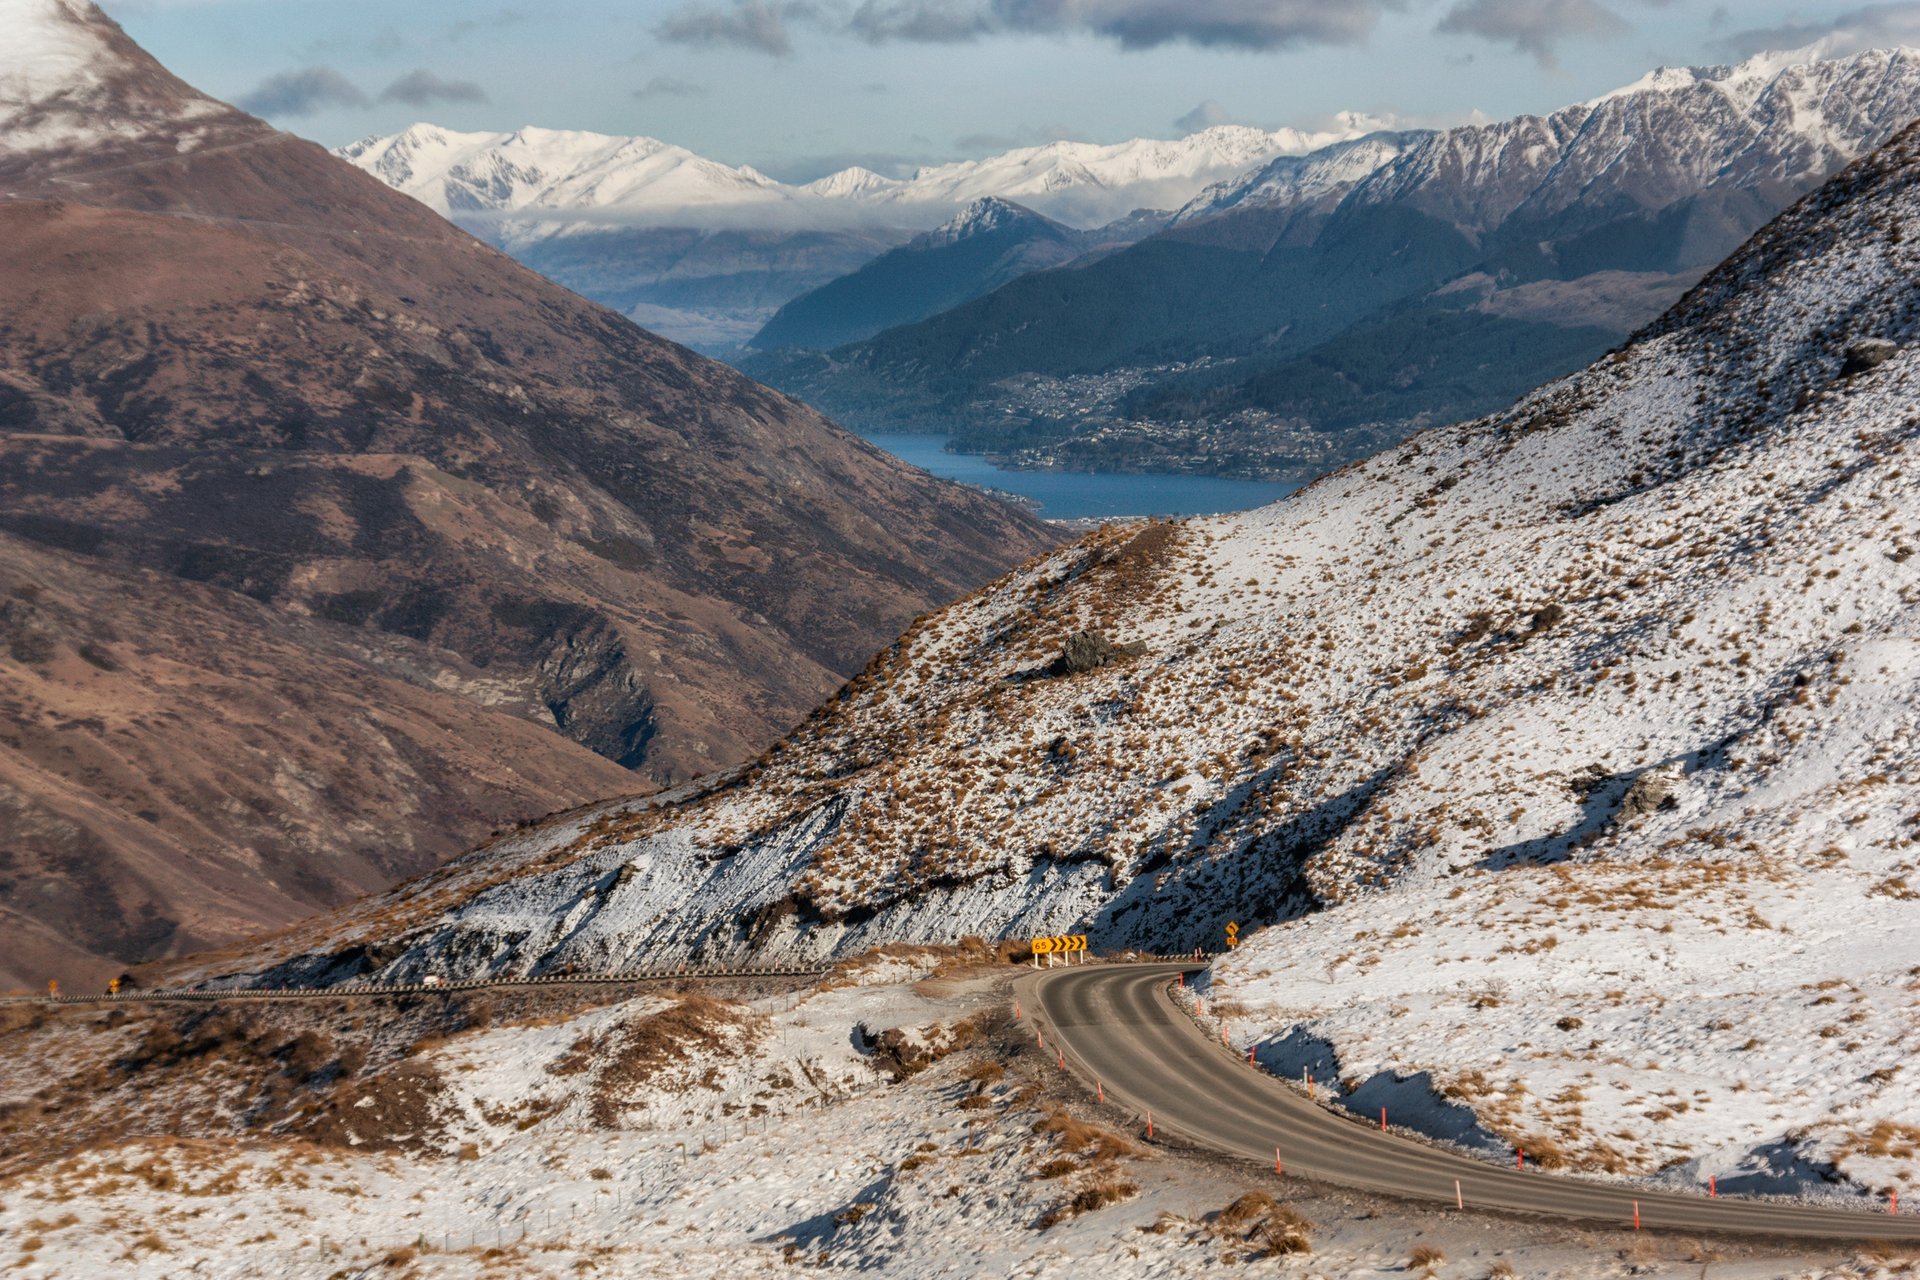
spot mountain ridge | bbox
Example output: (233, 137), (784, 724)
(748, 44), (1920, 478)
(747, 197), (1160, 352)
(195, 114), (1920, 1199)
(0, 0), (1055, 986)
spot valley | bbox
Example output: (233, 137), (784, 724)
(7, 1), (1920, 1275)
(0, 0), (1054, 985)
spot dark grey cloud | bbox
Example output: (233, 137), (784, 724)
(1174, 99), (1236, 132)
(378, 69), (491, 107)
(1436, 0), (1629, 67)
(665, 0), (1403, 54)
(991, 0), (1398, 50)
(1713, 3), (1920, 60)
(633, 75), (710, 99)
(657, 0), (823, 55)
(237, 67), (369, 117)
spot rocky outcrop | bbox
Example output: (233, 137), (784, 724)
(1050, 631), (1147, 676)
(1620, 766), (1682, 818)
(1842, 339), (1899, 375)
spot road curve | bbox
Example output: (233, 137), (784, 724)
(1025, 963), (1919, 1243)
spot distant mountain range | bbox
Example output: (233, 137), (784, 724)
(340, 119), (1375, 231)
(337, 119), (1379, 350)
(749, 197), (1165, 353)
(0, 0), (1053, 987)
(740, 46), (1920, 480)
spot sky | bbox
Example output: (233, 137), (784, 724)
(104, 0), (1920, 182)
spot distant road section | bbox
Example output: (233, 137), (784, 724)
(1026, 963), (1920, 1243)
(0, 967), (828, 1006)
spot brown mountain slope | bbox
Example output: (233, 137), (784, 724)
(0, 528), (640, 991)
(0, 1), (1056, 987)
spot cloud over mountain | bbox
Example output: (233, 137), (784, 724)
(1436, 0), (1630, 66)
(378, 68), (490, 107)
(661, 0), (1404, 53)
(235, 65), (368, 116)
(1715, 2), (1920, 61)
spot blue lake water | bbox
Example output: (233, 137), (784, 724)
(858, 432), (1299, 520)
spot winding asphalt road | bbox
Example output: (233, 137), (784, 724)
(1024, 962), (1920, 1243)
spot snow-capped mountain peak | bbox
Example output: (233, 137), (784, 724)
(1, 0), (105, 101)
(336, 121), (792, 221)
(924, 195), (1049, 242)
(0, 0), (233, 162)
(339, 116), (1379, 234)
(801, 166), (904, 200)
(1180, 44), (1920, 230)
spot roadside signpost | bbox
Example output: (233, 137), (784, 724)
(1029, 935), (1089, 967)
(1225, 921), (1239, 949)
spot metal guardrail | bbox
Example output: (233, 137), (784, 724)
(0, 950), (1219, 1008)
(0, 965), (833, 1007)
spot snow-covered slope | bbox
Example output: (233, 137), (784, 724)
(1180, 46), (1920, 229)
(237, 113), (1920, 1198)
(337, 123), (798, 224)
(0, 0), (238, 165)
(338, 121), (1371, 234)
(1172, 133), (1417, 223)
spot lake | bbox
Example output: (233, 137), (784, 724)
(858, 432), (1298, 521)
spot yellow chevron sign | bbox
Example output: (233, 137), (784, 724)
(1030, 935), (1087, 954)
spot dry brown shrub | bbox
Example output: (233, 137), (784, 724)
(959, 1061), (1005, 1087)
(1208, 1192), (1312, 1257)
(1032, 1108), (1138, 1162)
(1036, 1157), (1079, 1179)
(590, 995), (747, 1127)
(1037, 1178), (1137, 1228)
(1410, 1242), (1446, 1272)
(304, 1061), (451, 1152)
(1215, 1191), (1277, 1229)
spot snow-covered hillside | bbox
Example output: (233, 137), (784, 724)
(338, 120), (1370, 235)
(336, 123), (799, 226)
(1178, 46), (1920, 227)
(231, 109), (1920, 1198)
(0, 0), (234, 163)
(13, 955), (1878, 1278)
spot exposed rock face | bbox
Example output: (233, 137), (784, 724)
(1051, 631), (1146, 676)
(1620, 767), (1682, 818)
(0, 1), (1056, 985)
(1842, 339), (1899, 375)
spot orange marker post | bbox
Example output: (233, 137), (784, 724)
(1380, 1107), (1387, 1133)
(1275, 1148), (1282, 1176)
(1633, 1201), (1641, 1231)
(1147, 1110), (1153, 1139)
(1455, 1179), (1463, 1210)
